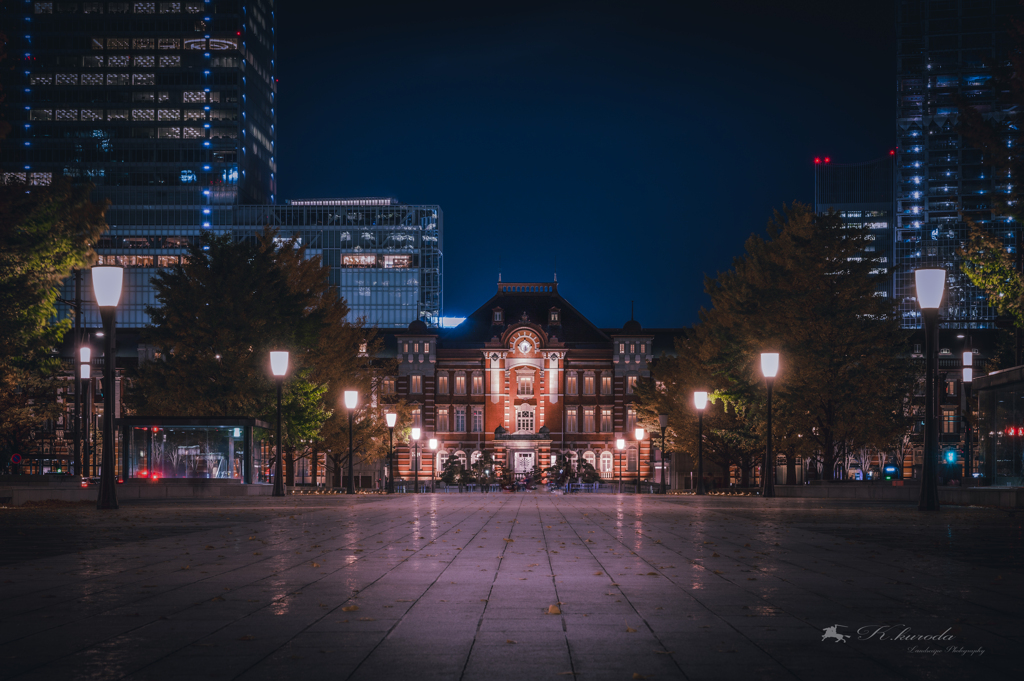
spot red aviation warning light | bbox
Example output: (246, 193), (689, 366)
(814, 157), (821, 164)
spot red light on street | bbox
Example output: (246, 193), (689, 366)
(824, 157), (831, 163)
(814, 157), (821, 164)
(890, 150), (896, 155)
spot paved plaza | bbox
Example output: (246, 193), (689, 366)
(0, 494), (1020, 681)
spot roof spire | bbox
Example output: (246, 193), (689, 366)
(631, 300), (634, 321)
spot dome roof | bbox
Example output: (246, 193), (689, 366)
(622, 319), (642, 334)
(407, 319), (429, 334)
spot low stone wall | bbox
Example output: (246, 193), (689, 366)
(0, 479), (273, 506)
(774, 483), (1024, 508)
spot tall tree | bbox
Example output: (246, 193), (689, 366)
(693, 204), (913, 481)
(127, 228), (376, 466)
(0, 179), (108, 467)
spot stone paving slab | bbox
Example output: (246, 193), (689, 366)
(0, 494), (1020, 681)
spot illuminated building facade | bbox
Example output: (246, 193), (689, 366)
(389, 281), (664, 486)
(1, 0), (277, 328)
(813, 155), (896, 299)
(894, 0), (1020, 329)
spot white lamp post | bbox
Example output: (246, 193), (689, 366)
(411, 426), (421, 493)
(616, 437), (626, 493)
(658, 413), (669, 494)
(91, 267), (123, 510)
(386, 412), (398, 493)
(634, 427), (645, 492)
(694, 391), (708, 495)
(78, 346), (91, 478)
(270, 351), (288, 497)
(761, 353), (779, 498)
(429, 437), (438, 492)
(915, 268), (946, 511)
(963, 345), (973, 485)
(344, 390), (358, 494)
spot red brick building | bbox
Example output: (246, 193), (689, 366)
(392, 281), (660, 484)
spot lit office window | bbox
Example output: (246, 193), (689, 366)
(600, 408), (612, 433)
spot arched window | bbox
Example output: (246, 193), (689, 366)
(470, 450), (482, 465)
(599, 451), (613, 475)
(455, 450), (467, 467)
(436, 450), (448, 471)
(516, 405), (535, 433)
(583, 450), (596, 469)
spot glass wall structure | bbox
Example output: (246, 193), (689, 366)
(895, 0), (1020, 329)
(119, 417), (269, 483)
(976, 377), (1024, 486)
(814, 156), (896, 299)
(234, 199), (443, 327)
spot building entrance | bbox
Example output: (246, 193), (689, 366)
(513, 451), (535, 480)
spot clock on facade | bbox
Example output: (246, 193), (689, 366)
(518, 340), (532, 353)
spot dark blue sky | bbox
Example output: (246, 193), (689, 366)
(277, 1), (896, 328)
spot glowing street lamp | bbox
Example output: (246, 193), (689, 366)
(761, 353), (779, 498)
(344, 390), (358, 494)
(92, 266), (123, 510)
(963, 348), (973, 483)
(915, 268), (946, 511)
(694, 392), (708, 495)
(386, 412), (397, 493)
(411, 426), (421, 493)
(270, 351), (288, 497)
(78, 345), (91, 478)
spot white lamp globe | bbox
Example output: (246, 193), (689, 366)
(91, 267), (124, 308)
(694, 391), (708, 410)
(386, 412), (398, 428)
(914, 268), (946, 309)
(761, 353), (780, 379)
(344, 390), (358, 410)
(270, 351), (289, 377)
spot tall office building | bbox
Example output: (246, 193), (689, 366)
(1, 0), (277, 328)
(895, 0), (1019, 328)
(814, 156), (897, 299)
(234, 198), (443, 327)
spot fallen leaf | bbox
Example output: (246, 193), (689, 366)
(504, 538), (514, 542)
(342, 605), (359, 612)
(547, 604), (562, 615)
(626, 625), (637, 633)
(654, 650), (674, 655)
(358, 617), (375, 621)
(506, 639), (517, 644)
(239, 635), (256, 641)
(210, 596), (224, 602)
(594, 572), (603, 576)
(311, 562), (320, 568)
(712, 553), (720, 557)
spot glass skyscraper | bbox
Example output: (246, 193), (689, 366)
(895, 0), (1019, 329)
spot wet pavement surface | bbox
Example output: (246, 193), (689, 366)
(0, 494), (1020, 681)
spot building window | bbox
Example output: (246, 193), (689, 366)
(410, 375), (422, 394)
(517, 374), (534, 396)
(493, 309), (503, 323)
(413, 342), (419, 353)
(382, 377), (396, 395)
(630, 343), (636, 354)
(640, 343), (646, 353)
(626, 375), (638, 394)
(454, 406), (466, 432)
(566, 372), (578, 395)
(945, 380), (957, 396)
(437, 407), (449, 433)
(566, 407), (578, 433)
(583, 373), (595, 395)
(599, 451), (613, 474)
(626, 407), (636, 432)
(516, 408), (535, 433)
(472, 372), (484, 395)
(550, 309), (559, 323)
(412, 407), (422, 428)
(600, 408), (613, 433)
(583, 407), (595, 433)
(437, 372), (449, 395)
(626, 448), (638, 472)
(472, 407), (484, 433)
(942, 410), (957, 434)
(424, 342), (430, 353)
(619, 343), (625, 354)
(600, 374), (612, 395)
(454, 372), (466, 395)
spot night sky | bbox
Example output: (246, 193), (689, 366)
(276, 0), (896, 329)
